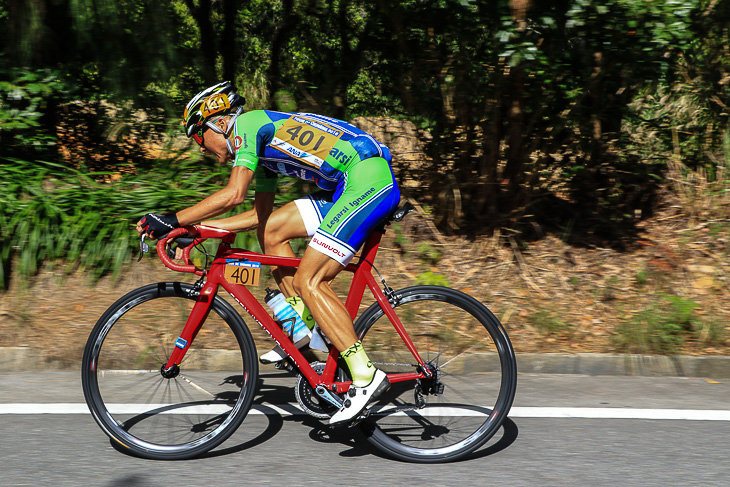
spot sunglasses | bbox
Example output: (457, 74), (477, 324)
(192, 116), (224, 147)
(192, 129), (205, 147)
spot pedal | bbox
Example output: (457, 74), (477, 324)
(345, 408), (371, 429)
(274, 360), (294, 373)
(327, 407), (372, 429)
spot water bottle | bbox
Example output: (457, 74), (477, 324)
(308, 324), (329, 352)
(264, 288), (310, 343)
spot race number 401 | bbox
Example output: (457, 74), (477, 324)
(224, 260), (261, 286)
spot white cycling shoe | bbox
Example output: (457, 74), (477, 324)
(259, 336), (310, 364)
(329, 369), (390, 427)
(259, 326), (330, 364)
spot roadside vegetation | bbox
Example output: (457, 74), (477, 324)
(1, 0), (728, 355)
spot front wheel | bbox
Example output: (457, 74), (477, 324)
(354, 285), (517, 463)
(81, 282), (259, 460)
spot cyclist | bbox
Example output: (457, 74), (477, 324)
(136, 81), (399, 426)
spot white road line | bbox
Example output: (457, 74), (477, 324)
(509, 407), (730, 421)
(0, 404), (729, 421)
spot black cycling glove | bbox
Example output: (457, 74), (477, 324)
(139, 213), (180, 239)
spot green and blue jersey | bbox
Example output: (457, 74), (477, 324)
(229, 109), (399, 265)
(231, 110), (392, 192)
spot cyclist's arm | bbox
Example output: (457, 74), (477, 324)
(199, 191), (275, 232)
(175, 166), (253, 226)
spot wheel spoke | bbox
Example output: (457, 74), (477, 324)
(355, 286), (516, 462)
(82, 283), (258, 460)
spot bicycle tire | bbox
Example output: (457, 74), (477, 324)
(354, 285), (517, 463)
(81, 282), (259, 460)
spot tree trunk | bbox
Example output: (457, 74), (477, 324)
(504, 0), (531, 205)
(269, 0), (295, 98)
(481, 62), (501, 222)
(221, 0), (240, 83)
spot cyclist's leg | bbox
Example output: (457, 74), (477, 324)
(257, 201), (306, 296)
(294, 248), (356, 352)
(293, 157), (399, 424)
(257, 192), (333, 296)
(256, 194), (335, 364)
(294, 157), (400, 351)
(294, 245), (391, 426)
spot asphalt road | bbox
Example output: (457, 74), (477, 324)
(1, 369), (728, 487)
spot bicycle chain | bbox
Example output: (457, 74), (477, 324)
(372, 361), (438, 379)
(371, 361), (415, 368)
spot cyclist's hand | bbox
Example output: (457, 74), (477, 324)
(137, 213), (179, 239)
(170, 236), (195, 261)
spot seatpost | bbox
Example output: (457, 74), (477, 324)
(358, 228), (383, 268)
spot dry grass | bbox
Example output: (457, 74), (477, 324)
(2, 183), (728, 367)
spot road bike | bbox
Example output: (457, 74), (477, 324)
(81, 205), (517, 463)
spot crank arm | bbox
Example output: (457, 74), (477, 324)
(315, 385), (344, 409)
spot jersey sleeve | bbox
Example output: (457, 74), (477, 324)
(231, 111), (270, 172)
(232, 142), (258, 172)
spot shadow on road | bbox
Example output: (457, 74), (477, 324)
(109, 373), (519, 462)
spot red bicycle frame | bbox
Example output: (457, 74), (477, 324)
(156, 225), (430, 395)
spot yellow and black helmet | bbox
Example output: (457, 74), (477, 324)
(183, 81), (245, 154)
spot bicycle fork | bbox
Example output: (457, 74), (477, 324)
(161, 280), (218, 376)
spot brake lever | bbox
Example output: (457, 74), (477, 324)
(138, 234), (150, 262)
(166, 236), (195, 260)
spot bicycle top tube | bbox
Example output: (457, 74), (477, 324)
(156, 224), (368, 276)
(154, 203), (413, 276)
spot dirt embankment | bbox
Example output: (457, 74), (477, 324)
(2, 115), (728, 366)
(1, 198), (728, 367)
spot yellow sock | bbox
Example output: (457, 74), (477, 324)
(285, 296), (315, 331)
(341, 340), (375, 387)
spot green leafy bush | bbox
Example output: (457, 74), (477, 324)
(0, 158), (303, 288)
(528, 310), (574, 338)
(0, 67), (65, 155)
(415, 271), (449, 287)
(416, 242), (442, 265)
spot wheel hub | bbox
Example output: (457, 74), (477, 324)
(160, 363), (180, 379)
(419, 362), (444, 395)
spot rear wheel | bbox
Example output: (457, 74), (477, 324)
(81, 282), (259, 460)
(354, 285), (517, 463)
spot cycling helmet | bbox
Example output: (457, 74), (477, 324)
(183, 81), (245, 157)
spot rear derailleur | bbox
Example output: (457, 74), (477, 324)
(414, 362), (444, 407)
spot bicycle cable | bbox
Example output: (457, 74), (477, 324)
(172, 236), (216, 270)
(360, 257), (399, 304)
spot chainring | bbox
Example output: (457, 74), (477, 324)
(294, 361), (344, 419)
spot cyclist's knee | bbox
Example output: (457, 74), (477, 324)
(292, 266), (329, 299)
(257, 225), (279, 250)
(294, 248), (341, 298)
(262, 205), (306, 251)
(259, 217), (290, 251)
(292, 271), (314, 299)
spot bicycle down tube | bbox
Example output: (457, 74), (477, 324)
(157, 225), (431, 394)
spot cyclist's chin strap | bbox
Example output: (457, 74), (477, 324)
(204, 105), (244, 158)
